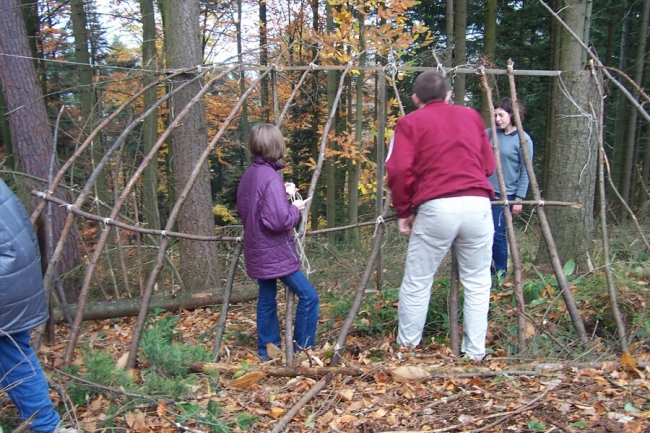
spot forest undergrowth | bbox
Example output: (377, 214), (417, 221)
(1, 216), (649, 432)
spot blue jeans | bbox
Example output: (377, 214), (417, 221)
(256, 269), (319, 360)
(491, 194), (516, 276)
(0, 330), (61, 433)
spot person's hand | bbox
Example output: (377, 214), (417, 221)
(292, 199), (307, 211)
(397, 215), (415, 235)
(512, 204), (523, 216)
(285, 182), (297, 197)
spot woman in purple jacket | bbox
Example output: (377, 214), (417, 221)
(236, 123), (319, 361)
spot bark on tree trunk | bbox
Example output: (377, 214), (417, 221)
(610, 0), (630, 205)
(541, 70), (599, 269)
(71, 0), (109, 216)
(445, 0), (453, 69)
(480, 0), (496, 123)
(0, 0), (80, 296)
(163, 0), (220, 290)
(259, 0), (270, 122)
(140, 0), (161, 233)
(53, 286), (258, 322)
(237, 0), (250, 165)
(325, 1), (338, 242)
(619, 0), (650, 216)
(452, 0), (466, 103)
(348, 5), (365, 244)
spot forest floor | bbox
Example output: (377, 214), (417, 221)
(8, 296), (650, 433)
(2, 221), (650, 432)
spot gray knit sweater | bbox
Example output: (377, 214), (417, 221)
(486, 127), (533, 198)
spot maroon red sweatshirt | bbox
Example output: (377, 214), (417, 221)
(386, 100), (496, 218)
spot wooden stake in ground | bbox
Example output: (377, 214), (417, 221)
(479, 65), (527, 353)
(506, 59), (588, 345)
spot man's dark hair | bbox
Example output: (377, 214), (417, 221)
(413, 71), (450, 104)
(495, 97), (525, 122)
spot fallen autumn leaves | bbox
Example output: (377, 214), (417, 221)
(10, 305), (650, 432)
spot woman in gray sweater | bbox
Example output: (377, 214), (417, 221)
(486, 97), (534, 277)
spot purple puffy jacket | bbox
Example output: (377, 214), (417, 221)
(236, 156), (301, 279)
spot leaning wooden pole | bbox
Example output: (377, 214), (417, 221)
(507, 60), (588, 345)
(213, 242), (244, 360)
(330, 192), (392, 367)
(589, 62), (630, 355)
(269, 373), (335, 433)
(449, 247), (460, 355)
(479, 66), (527, 353)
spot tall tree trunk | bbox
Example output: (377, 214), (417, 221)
(642, 50), (650, 212)
(480, 0), (497, 123)
(139, 0), (161, 231)
(611, 0), (630, 204)
(620, 0), (650, 216)
(325, 1), (337, 241)
(0, 88), (14, 170)
(452, 0), (466, 103)
(309, 0), (320, 232)
(541, 0), (597, 270)
(238, 0), (250, 164)
(70, 0), (109, 214)
(542, 0), (562, 195)
(259, 0), (270, 122)
(445, 0), (453, 69)
(163, 0), (220, 290)
(0, 0), (80, 293)
(581, 0), (593, 65)
(642, 127), (650, 211)
(348, 4), (365, 243)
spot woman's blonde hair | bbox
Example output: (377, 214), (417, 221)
(248, 123), (286, 162)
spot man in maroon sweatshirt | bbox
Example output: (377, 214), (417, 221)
(385, 70), (496, 361)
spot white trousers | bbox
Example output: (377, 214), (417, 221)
(397, 196), (494, 360)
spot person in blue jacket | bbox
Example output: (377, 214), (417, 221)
(487, 97), (533, 276)
(236, 123), (320, 361)
(0, 178), (66, 432)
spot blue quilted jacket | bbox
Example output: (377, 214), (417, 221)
(236, 156), (301, 279)
(0, 179), (48, 334)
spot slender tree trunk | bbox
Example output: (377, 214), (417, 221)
(642, 128), (650, 211)
(325, 1), (337, 241)
(581, 0), (593, 65)
(620, 0), (650, 216)
(309, 0), (321, 232)
(237, 0), (250, 165)
(445, 0), (453, 69)
(480, 0), (497, 123)
(611, 0), (630, 205)
(348, 5), (365, 243)
(163, 0), (220, 290)
(71, 0), (109, 214)
(452, 0), (466, 103)
(542, 0), (562, 195)
(140, 0), (161, 231)
(259, 0), (269, 122)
